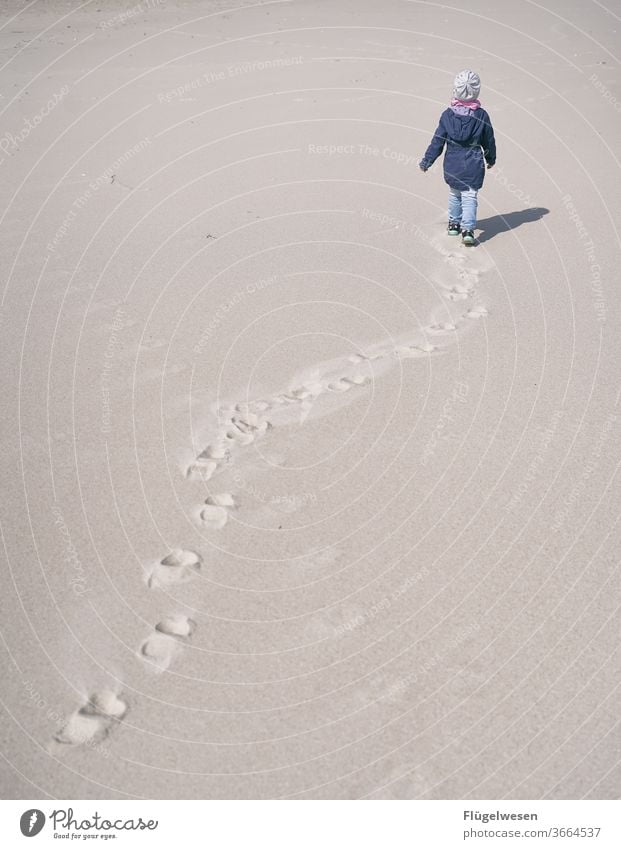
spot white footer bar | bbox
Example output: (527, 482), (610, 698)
(1, 800), (619, 848)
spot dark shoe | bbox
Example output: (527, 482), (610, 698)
(461, 229), (475, 246)
(447, 220), (461, 236)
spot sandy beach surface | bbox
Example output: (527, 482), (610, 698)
(0, 0), (619, 800)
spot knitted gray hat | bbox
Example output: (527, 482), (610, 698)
(453, 69), (481, 101)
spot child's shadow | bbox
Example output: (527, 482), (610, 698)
(476, 207), (549, 243)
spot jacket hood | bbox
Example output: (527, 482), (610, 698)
(443, 108), (484, 143)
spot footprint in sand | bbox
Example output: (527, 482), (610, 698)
(393, 343), (437, 357)
(466, 305), (488, 319)
(198, 493), (238, 529)
(428, 321), (457, 333)
(446, 283), (474, 301)
(348, 352), (384, 364)
(186, 454), (219, 480)
(435, 247), (481, 301)
(147, 549), (202, 588)
(187, 411), (272, 479)
(327, 378), (353, 392)
(139, 614), (195, 672)
(271, 370), (371, 413)
(55, 690), (127, 746)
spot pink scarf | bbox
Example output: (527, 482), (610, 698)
(451, 97), (481, 110)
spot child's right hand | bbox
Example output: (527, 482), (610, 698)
(486, 163), (494, 169)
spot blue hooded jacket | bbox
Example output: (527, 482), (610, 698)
(420, 107), (496, 191)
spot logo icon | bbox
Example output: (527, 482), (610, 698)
(20, 809), (45, 837)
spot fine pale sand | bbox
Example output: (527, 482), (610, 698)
(0, 0), (619, 800)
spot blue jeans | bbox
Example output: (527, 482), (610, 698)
(448, 187), (478, 230)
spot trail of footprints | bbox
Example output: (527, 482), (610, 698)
(55, 554), (201, 746)
(56, 247), (487, 749)
(56, 608), (196, 745)
(139, 551), (202, 673)
(433, 238), (483, 301)
(187, 302), (487, 484)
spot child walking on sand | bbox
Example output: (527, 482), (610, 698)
(419, 70), (496, 246)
